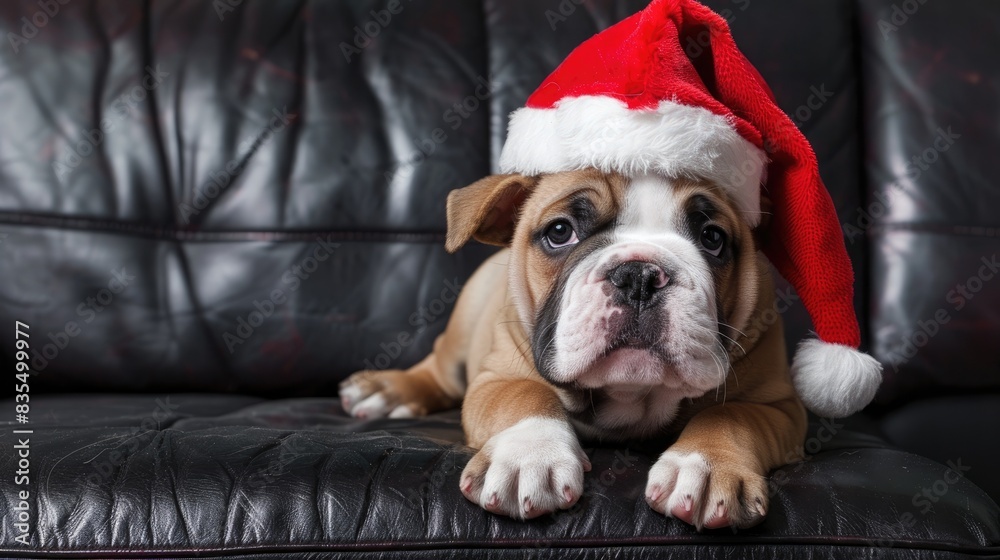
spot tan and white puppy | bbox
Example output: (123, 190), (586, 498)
(340, 169), (807, 529)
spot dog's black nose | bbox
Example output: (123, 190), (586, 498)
(608, 261), (669, 307)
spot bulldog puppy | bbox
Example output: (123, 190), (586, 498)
(340, 169), (807, 529)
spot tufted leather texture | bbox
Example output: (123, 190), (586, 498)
(1, 0), (998, 557)
(0, 0), (868, 397)
(0, 0), (500, 395)
(1, 395), (998, 557)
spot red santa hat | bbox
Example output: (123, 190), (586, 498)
(498, 0), (882, 418)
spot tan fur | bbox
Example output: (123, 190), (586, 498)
(341, 169), (806, 527)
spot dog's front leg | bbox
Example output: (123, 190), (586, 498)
(645, 398), (806, 530)
(459, 373), (591, 519)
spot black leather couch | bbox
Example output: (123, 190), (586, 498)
(1, 0), (998, 558)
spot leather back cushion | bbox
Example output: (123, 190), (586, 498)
(2, 0), (871, 397)
(861, 0), (1000, 404)
(0, 0), (493, 394)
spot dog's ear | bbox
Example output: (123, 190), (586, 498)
(445, 174), (536, 253)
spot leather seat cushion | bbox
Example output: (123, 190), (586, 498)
(3, 394), (997, 557)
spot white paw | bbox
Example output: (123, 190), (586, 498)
(460, 418), (591, 519)
(645, 450), (767, 530)
(339, 382), (393, 418)
(350, 393), (392, 418)
(339, 371), (421, 419)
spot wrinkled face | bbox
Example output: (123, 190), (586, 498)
(506, 169), (760, 401)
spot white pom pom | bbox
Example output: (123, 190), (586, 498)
(791, 339), (883, 418)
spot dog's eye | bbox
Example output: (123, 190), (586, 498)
(544, 220), (579, 248)
(700, 225), (726, 257)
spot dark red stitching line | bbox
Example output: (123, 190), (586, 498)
(1, 536), (996, 558)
